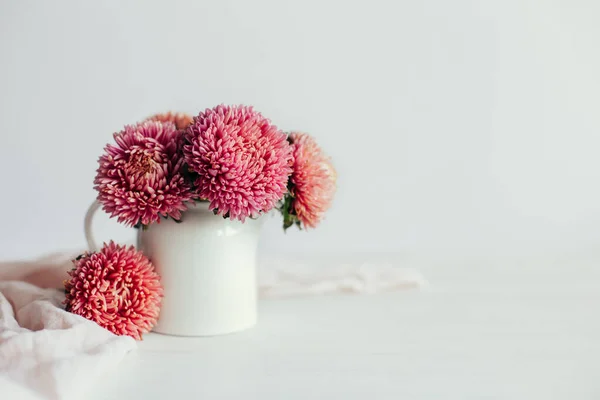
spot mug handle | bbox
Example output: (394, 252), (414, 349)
(84, 200), (102, 252)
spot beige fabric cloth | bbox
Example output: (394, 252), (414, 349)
(0, 252), (425, 400)
(0, 253), (135, 400)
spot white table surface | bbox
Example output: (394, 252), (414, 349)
(89, 255), (599, 399)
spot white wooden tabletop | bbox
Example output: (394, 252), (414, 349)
(89, 255), (599, 399)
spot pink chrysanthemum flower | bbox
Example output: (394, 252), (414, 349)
(64, 242), (163, 340)
(146, 112), (194, 131)
(94, 121), (193, 227)
(282, 132), (337, 229)
(183, 105), (293, 221)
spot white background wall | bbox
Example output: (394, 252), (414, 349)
(0, 0), (599, 260)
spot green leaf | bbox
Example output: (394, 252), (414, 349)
(281, 193), (302, 232)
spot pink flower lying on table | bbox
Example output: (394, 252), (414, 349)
(64, 241), (163, 340)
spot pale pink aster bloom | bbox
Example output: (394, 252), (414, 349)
(184, 105), (293, 221)
(94, 121), (193, 227)
(64, 242), (163, 340)
(286, 132), (337, 229)
(146, 112), (194, 131)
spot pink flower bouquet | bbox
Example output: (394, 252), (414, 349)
(94, 104), (337, 230)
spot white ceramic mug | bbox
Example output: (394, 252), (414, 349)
(84, 200), (263, 336)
